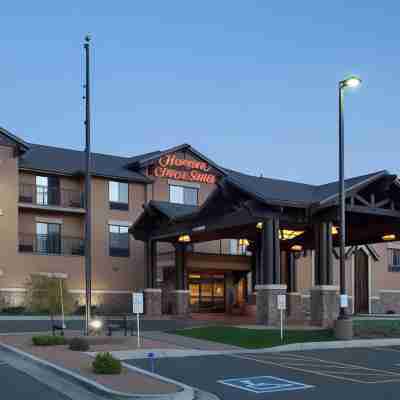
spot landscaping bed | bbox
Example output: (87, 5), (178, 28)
(0, 332), (180, 395)
(173, 326), (335, 349)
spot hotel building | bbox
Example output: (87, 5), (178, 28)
(1, 126), (400, 325)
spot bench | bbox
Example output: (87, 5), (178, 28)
(106, 315), (135, 336)
(51, 322), (65, 336)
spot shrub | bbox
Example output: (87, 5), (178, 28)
(1, 306), (26, 315)
(32, 335), (66, 346)
(69, 337), (90, 351)
(92, 352), (122, 375)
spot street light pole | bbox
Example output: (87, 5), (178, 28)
(84, 35), (92, 336)
(338, 81), (346, 319)
(336, 76), (361, 336)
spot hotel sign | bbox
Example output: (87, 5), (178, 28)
(152, 154), (216, 184)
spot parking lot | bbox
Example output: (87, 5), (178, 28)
(127, 347), (400, 399)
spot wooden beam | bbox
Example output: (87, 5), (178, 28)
(346, 205), (400, 218)
(355, 194), (370, 207)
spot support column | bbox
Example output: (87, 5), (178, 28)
(170, 243), (190, 317)
(256, 217), (287, 326)
(286, 252), (303, 322)
(311, 222), (339, 327)
(144, 240), (162, 316)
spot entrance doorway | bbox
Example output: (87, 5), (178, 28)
(189, 272), (225, 313)
(354, 248), (369, 314)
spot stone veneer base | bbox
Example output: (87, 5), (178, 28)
(255, 284), (287, 327)
(170, 290), (190, 316)
(143, 289), (162, 317)
(310, 286), (339, 327)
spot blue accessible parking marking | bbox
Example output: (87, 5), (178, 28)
(218, 376), (314, 394)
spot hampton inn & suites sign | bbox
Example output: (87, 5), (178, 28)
(151, 154), (216, 184)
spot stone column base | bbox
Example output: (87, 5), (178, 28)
(287, 292), (303, 322)
(144, 289), (162, 317)
(310, 286), (339, 327)
(256, 284), (287, 327)
(334, 318), (353, 340)
(170, 290), (190, 317)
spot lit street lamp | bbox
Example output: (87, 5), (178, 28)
(337, 76), (361, 335)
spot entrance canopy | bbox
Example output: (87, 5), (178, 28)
(131, 169), (400, 250)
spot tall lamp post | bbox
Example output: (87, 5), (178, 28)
(83, 35), (92, 336)
(336, 76), (361, 338)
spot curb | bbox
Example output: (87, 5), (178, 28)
(0, 342), (194, 400)
(231, 337), (400, 354)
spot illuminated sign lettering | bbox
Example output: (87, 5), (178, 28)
(152, 154), (216, 184)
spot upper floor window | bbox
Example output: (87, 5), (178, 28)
(229, 239), (250, 256)
(36, 222), (61, 254)
(389, 248), (400, 272)
(109, 224), (130, 257)
(169, 184), (198, 206)
(109, 181), (129, 211)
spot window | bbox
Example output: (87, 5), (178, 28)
(36, 176), (48, 205)
(109, 181), (129, 210)
(229, 239), (250, 256)
(109, 225), (130, 257)
(169, 185), (198, 206)
(36, 222), (61, 254)
(389, 248), (400, 272)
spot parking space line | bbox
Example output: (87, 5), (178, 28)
(230, 354), (368, 384)
(230, 352), (400, 384)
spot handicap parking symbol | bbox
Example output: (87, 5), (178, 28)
(218, 376), (313, 394)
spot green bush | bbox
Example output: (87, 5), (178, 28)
(32, 335), (66, 346)
(69, 337), (90, 351)
(1, 306), (26, 315)
(92, 352), (122, 375)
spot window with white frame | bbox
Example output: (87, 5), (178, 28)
(109, 181), (129, 210)
(169, 184), (198, 206)
(389, 248), (400, 272)
(109, 224), (130, 257)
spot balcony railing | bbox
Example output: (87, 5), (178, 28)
(19, 184), (84, 209)
(19, 234), (85, 256)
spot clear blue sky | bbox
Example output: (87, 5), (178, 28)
(1, 2), (399, 184)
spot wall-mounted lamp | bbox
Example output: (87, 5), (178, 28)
(331, 226), (339, 235)
(382, 234), (396, 241)
(291, 244), (303, 252)
(256, 222), (263, 230)
(178, 234), (191, 243)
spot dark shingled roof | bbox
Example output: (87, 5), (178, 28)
(224, 168), (387, 207)
(0, 126), (30, 153)
(149, 200), (198, 219)
(19, 143), (152, 183)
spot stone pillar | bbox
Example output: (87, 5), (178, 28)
(311, 222), (338, 327)
(256, 217), (286, 325)
(143, 289), (162, 317)
(170, 242), (189, 316)
(170, 290), (190, 316)
(310, 285), (339, 327)
(256, 284), (287, 326)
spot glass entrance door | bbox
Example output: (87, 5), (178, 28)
(189, 273), (225, 313)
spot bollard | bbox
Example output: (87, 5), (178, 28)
(148, 352), (155, 373)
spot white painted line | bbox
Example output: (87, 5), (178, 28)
(230, 352), (400, 384)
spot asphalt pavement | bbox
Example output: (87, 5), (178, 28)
(0, 359), (70, 400)
(127, 347), (400, 400)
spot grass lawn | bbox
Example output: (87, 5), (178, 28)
(173, 326), (335, 349)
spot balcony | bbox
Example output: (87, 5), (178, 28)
(19, 184), (85, 212)
(19, 234), (85, 256)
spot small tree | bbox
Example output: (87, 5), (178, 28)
(25, 274), (74, 317)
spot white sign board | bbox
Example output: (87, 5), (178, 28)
(277, 295), (286, 311)
(132, 292), (144, 314)
(340, 294), (348, 308)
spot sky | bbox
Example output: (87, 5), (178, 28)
(1, 2), (399, 184)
